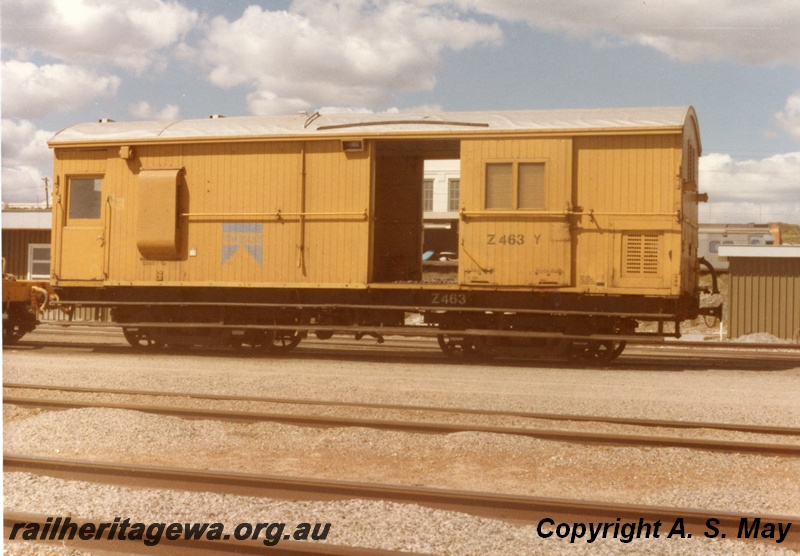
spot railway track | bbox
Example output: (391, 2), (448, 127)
(6, 384), (800, 457)
(6, 454), (800, 549)
(5, 381), (799, 436)
(10, 324), (800, 365)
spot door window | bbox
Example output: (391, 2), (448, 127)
(68, 177), (103, 221)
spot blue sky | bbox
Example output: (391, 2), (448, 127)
(3, 0), (799, 223)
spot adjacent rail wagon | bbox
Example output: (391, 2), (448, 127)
(698, 223), (782, 272)
(5, 107), (722, 362)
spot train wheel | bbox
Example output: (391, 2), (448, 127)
(3, 301), (36, 345)
(269, 329), (303, 354)
(235, 329), (276, 352)
(608, 341), (627, 361)
(122, 327), (163, 350)
(572, 340), (617, 364)
(437, 333), (490, 360)
(3, 323), (27, 345)
(437, 334), (465, 358)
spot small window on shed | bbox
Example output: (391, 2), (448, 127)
(709, 240), (720, 254)
(27, 244), (51, 280)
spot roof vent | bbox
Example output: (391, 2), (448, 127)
(98, 118), (115, 123)
(209, 114), (225, 119)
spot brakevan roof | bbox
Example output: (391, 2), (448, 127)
(49, 106), (697, 146)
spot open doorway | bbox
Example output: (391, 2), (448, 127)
(370, 139), (460, 284)
(422, 159), (460, 284)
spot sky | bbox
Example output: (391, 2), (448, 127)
(2, 0), (799, 224)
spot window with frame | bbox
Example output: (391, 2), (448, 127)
(28, 243), (51, 280)
(485, 162), (545, 209)
(422, 179), (434, 212)
(68, 177), (103, 220)
(448, 178), (460, 212)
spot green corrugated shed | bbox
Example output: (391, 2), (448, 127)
(719, 245), (800, 342)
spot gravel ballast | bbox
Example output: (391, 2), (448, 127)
(4, 337), (800, 554)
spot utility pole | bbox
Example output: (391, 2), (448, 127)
(42, 177), (50, 209)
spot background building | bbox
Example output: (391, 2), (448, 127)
(422, 160), (460, 257)
(2, 207), (52, 280)
(719, 245), (800, 342)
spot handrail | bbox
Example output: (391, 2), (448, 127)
(181, 210), (368, 220)
(460, 209), (680, 219)
(460, 209), (569, 218)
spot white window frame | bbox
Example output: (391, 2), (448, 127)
(422, 179), (434, 212)
(28, 243), (51, 280)
(448, 178), (460, 212)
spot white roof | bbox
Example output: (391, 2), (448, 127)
(49, 106), (695, 145)
(2, 209), (52, 230)
(718, 245), (800, 258)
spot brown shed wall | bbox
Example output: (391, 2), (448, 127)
(2, 229), (51, 279)
(728, 257), (800, 342)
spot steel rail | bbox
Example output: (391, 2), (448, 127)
(3, 511), (407, 555)
(6, 395), (800, 457)
(5, 382), (800, 437)
(25, 319), (670, 344)
(10, 328), (800, 368)
(25, 324), (800, 350)
(5, 455), (799, 548)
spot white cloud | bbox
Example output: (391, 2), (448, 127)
(1, 0), (199, 73)
(776, 92), (800, 140)
(190, 2), (502, 114)
(246, 91), (313, 117)
(1, 164), (49, 205)
(1, 119), (56, 204)
(2, 60), (120, 119)
(2, 119), (55, 169)
(700, 152), (800, 223)
(454, 0), (800, 66)
(128, 101), (181, 120)
(317, 104), (443, 114)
